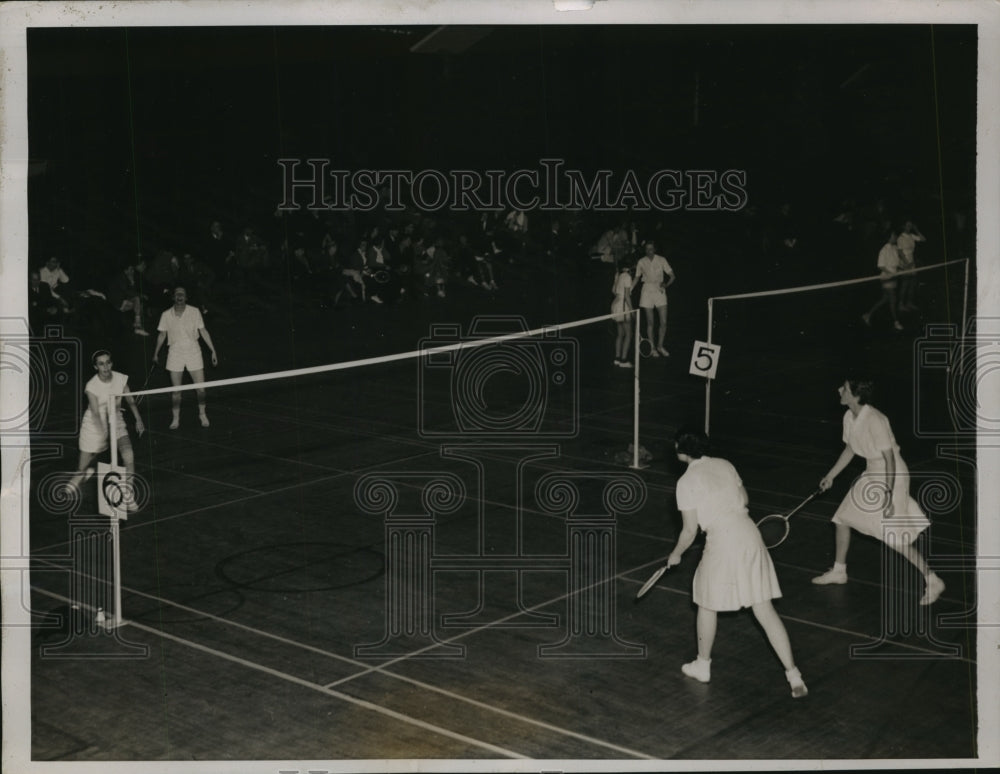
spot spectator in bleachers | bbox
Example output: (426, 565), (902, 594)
(29, 269), (62, 333)
(417, 238), (451, 299)
(146, 250), (182, 301)
(39, 257), (73, 312)
(106, 263), (150, 336)
(205, 220), (234, 279)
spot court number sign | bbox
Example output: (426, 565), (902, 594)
(98, 462), (129, 520)
(688, 341), (721, 380)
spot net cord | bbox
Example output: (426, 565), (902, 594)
(703, 258), (970, 435)
(108, 309), (642, 625)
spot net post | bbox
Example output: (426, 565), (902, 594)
(108, 396), (124, 630)
(632, 308), (641, 469)
(704, 298), (714, 434)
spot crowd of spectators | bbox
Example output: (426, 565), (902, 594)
(28, 187), (956, 349)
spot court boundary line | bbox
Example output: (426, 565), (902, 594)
(29, 583), (658, 760)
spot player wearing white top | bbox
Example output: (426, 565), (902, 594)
(153, 286), (219, 429)
(611, 261), (634, 368)
(668, 427), (808, 697)
(634, 241), (675, 357)
(65, 350), (145, 507)
(896, 220), (925, 311)
(861, 232), (903, 331)
(811, 379), (945, 605)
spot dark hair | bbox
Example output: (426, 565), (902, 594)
(91, 349), (111, 366)
(675, 426), (710, 458)
(846, 379), (874, 405)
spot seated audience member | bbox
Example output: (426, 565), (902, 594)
(179, 253), (215, 313)
(106, 263), (150, 336)
(39, 257), (73, 312)
(146, 250), (182, 301)
(29, 269), (62, 332)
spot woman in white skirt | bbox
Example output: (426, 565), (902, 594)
(611, 259), (634, 368)
(668, 427), (807, 698)
(811, 379), (945, 605)
(66, 350), (145, 504)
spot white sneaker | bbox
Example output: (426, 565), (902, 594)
(199, 414), (210, 428)
(657, 346), (670, 357)
(681, 658), (711, 683)
(370, 295), (383, 304)
(785, 668), (808, 698)
(133, 326), (150, 337)
(811, 567), (848, 585)
(169, 417), (179, 430)
(619, 361), (633, 369)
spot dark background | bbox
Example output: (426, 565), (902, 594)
(27, 24), (977, 273)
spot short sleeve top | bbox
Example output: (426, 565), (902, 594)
(843, 405), (897, 461)
(636, 255), (673, 287)
(157, 306), (205, 348)
(675, 456), (748, 530)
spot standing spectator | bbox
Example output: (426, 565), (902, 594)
(418, 239), (451, 298)
(667, 427), (808, 698)
(205, 220), (235, 280)
(634, 240), (676, 357)
(106, 263), (150, 336)
(896, 220), (926, 311)
(152, 287), (219, 429)
(861, 232), (903, 331)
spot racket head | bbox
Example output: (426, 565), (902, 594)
(635, 565), (668, 599)
(638, 338), (654, 358)
(756, 514), (790, 549)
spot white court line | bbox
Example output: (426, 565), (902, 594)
(125, 620), (529, 760)
(30, 447), (443, 554)
(30, 582), (657, 760)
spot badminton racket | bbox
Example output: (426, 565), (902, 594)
(755, 489), (822, 549)
(133, 362), (158, 407)
(635, 564), (669, 600)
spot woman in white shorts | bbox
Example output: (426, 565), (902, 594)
(811, 378), (945, 605)
(66, 350), (145, 507)
(153, 286), (219, 429)
(634, 241), (675, 357)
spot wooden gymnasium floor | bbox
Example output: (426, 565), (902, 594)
(24, 267), (979, 765)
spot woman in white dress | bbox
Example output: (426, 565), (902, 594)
(811, 379), (945, 605)
(610, 260), (634, 368)
(66, 350), (145, 505)
(668, 428), (808, 697)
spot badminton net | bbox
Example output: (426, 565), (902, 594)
(96, 309), (646, 628)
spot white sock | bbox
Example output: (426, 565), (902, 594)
(833, 562), (847, 573)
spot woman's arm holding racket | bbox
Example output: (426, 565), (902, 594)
(667, 508), (700, 567)
(819, 444), (854, 491)
(123, 387), (145, 437)
(152, 331), (167, 364)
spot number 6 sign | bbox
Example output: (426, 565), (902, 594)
(689, 341), (721, 379)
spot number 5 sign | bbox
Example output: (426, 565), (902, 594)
(689, 341), (721, 379)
